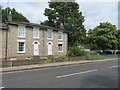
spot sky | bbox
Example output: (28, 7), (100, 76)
(1, 0), (119, 30)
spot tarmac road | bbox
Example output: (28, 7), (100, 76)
(2, 59), (119, 88)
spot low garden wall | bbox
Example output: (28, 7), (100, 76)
(1, 59), (41, 68)
(0, 55), (87, 68)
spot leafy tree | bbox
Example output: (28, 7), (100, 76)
(116, 29), (120, 50)
(1, 7), (29, 22)
(86, 22), (118, 51)
(42, 1), (86, 46)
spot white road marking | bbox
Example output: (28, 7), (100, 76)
(109, 65), (120, 68)
(56, 69), (98, 79)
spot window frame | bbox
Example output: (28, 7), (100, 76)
(58, 31), (63, 41)
(47, 29), (53, 40)
(58, 42), (63, 52)
(17, 40), (26, 54)
(18, 25), (26, 38)
(33, 27), (39, 39)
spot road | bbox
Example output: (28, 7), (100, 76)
(2, 59), (119, 88)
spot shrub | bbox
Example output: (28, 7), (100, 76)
(69, 45), (86, 56)
(46, 56), (53, 63)
(63, 55), (70, 62)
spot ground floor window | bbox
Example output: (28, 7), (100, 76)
(58, 44), (63, 52)
(17, 41), (25, 53)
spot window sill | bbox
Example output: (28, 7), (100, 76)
(58, 51), (63, 52)
(58, 39), (63, 41)
(47, 38), (53, 40)
(33, 37), (39, 39)
(17, 52), (25, 54)
(18, 36), (26, 38)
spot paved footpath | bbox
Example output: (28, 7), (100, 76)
(0, 58), (118, 73)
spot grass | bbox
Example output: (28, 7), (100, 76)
(86, 54), (104, 60)
(45, 54), (118, 64)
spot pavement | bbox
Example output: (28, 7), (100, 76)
(0, 58), (118, 72)
(2, 59), (119, 88)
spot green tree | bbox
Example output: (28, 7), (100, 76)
(116, 29), (120, 50)
(1, 7), (29, 22)
(42, 1), (86, 46)
(87, 22), (118, 51)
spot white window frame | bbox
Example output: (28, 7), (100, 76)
(18, 25), (26, 38)
(58, 31), (63, 41)
(33, 27), (39, 39)
(17, 40), (26, 53)
(47, 29), (53, 40)
(58, 42), (63, 52)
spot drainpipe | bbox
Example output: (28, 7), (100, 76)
(5, 21), (8, 61)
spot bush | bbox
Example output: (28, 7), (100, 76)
(46, 56), (53, 63)
(63, 55), (70, 62)
(69, 45), (86, 56)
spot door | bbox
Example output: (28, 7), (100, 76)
(34, 43), (39, 55)
(48, 43), (52, 55)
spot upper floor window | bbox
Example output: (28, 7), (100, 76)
(47, 29), (52, 40)
(58, 31), (63, 40)
(18, 25), (26, 38)
(33, 27), (39, 39)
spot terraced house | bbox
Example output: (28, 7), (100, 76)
(0, 21), (68, 61)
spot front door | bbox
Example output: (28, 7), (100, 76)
(48, 43), (52, 55)
(34, 43), (39, 55)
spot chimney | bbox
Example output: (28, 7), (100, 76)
(8, 10), (12, 21)
(59, 22), (64, 29)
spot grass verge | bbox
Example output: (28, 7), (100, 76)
(86, 54), (104, 60)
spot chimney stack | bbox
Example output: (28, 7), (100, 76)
(59, 22), (64, 29)
(8, 10), (12, 22)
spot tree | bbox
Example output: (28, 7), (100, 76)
(1, 7), (29, 22)
(116, 29), (120, 50)
(86, 22), (118, 51)
(42, 1), (86, 46)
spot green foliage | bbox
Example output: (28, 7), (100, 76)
(46, 56), (53, 63)
(43, 1), (86, 46)
(59, 55), (70, 62)
(116, 30), (120, 50)
(1, 7), (29, 22)
(86, 54), (104, 60)
(69, 45), (86, 56)
(86, 22), (118, 50)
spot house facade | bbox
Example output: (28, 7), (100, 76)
(0, 21), (68, 61)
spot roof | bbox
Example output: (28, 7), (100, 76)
(7, 21), (67, 33)
(0, 21), (8, 30)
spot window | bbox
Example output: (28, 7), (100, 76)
(58, 31), (63, 40)
(18, 25), (25, 37)
(58, 44), (63, 52)
(33, 27), (39, 38)
(17, 40), (25, 53)
(47, 30), (52, 39)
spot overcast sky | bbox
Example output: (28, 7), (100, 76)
(1, 0), (119, 30)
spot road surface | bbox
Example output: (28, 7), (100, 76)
(2, 59), (119, 88)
